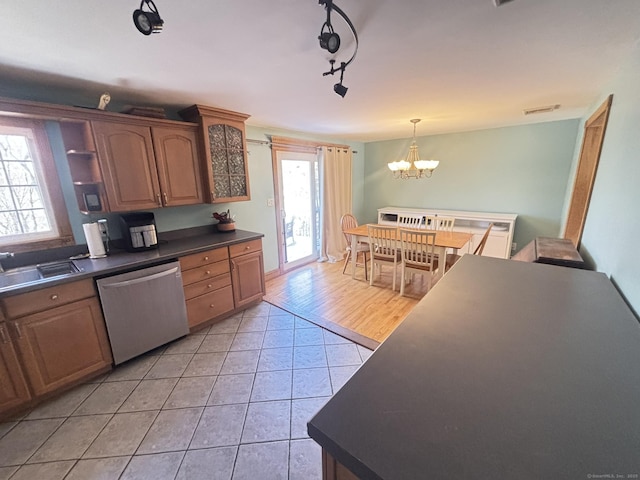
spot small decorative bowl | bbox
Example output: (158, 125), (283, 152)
(216, 222), (236, 232)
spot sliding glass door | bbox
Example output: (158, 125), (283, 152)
(276, 151), (319, 271)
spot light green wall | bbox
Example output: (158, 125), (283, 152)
(363, 120), (580, 253)
(571, 46), (640, 316)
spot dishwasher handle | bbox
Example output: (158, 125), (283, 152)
(100, 266), (180, 289)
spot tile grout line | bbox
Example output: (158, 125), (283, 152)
(3, 305), (346, 479)
(7, 355), (165, 474)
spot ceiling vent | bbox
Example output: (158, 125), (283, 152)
(493, 0), (516, 6)
(523, 104), (561, 115)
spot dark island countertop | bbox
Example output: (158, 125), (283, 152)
(308, 255), (640, 479)
(0, 228), (263, 298)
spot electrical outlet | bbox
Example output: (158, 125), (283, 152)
(267, 198), (275, 207)
(512, 242), (517, 251)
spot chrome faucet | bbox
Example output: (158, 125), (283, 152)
(0, 252), (14, 273)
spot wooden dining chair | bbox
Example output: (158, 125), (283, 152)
(446, 223), (494, 271)
(399, 228), (439, 296)
(367, 224), (400, 291)
(341, 214), (368, 280)
(423, 215), (438, 230)
(433, 216), (456, 261)
(397, 214), (423, 229)
(434, 216), (455, 231)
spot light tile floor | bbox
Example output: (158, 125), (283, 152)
(0, 302), (373, 480)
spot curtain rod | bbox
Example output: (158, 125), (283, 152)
(246, 138), (357, 154)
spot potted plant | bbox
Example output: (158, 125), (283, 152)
(213, 210), (235, 232)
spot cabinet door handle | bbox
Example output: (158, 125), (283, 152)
(207, 284), (213, 289)
(156, 193), (162, 206)
(210, 191), (215, 200)
(12, 322), (22, 339)
(205, 270), (211, 275)
(245, 246), (250, 250)
(0, 325), (9, 344)
(51, 294), (59, 301)
(209, 304), (215, 308)
(163, 192), (168, 205)
(204, 256), (209, 261)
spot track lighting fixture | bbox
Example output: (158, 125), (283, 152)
(318, 0), (341, 53)
(127, 0), (360, 98)
(334, 82), (348, 98)
(318, 0), (358, 97)
(324, 60), (348, 97)
(133, 0), (164, 35)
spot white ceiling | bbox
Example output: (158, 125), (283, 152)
(1, 0), (640, 142)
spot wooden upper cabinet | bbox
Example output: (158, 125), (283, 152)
(152, 126), (204, 207)
(92, 121), (161, 211)
(92, 120), (204, 212)
(179, 105), (251, 203)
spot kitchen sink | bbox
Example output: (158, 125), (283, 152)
(0, 266), (42, 288)
(37, 260), (81, 278)
(0, 260), (82, 291)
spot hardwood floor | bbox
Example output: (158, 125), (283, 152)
(264, 260), (435, 348)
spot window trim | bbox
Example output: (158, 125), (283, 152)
(0, 117), (74, 253)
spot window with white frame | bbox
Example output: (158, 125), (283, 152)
(0, 118), (72, 251)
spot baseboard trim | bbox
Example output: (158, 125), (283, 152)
(264, 269), (281, 282)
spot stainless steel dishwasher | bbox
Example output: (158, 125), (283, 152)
(97, 261), (189, 365)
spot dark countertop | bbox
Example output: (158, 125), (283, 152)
(308, 255), (640, 479)
(0, 228), (263, 298)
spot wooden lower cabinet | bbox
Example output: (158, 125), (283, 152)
(186, 285), (235, 329)
(1, 279), (113, 416)
(180, 239), (265, 330)
(322, 450), (360, 480)
(10, 297), (112, 396)
(0, 322), (31, 414)
(180, 247), (234, 329)
(230, 239), (265, 309)
(231, 250), (265, 308)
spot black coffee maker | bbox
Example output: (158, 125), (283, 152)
(119, 212), (158, 252)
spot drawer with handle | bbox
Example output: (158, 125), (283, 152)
(183, 273), (231, 301)
(179, 247), (229, 271)
(181, 259), (230, 286)
(185, 285), (234, 328)
(2, 279), (96, 319)
(229, 239), (262, 258)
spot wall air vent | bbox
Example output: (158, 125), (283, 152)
(523, 104), (561, 115)
(493, 0), (516, 6)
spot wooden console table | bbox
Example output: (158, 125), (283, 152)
(512, 236), (586, 269)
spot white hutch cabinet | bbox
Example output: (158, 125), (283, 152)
(377, 207), (518, 259)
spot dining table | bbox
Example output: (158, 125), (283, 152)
(343, 223), (473, 280)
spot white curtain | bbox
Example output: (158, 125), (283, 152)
(319, 146), (352, 262)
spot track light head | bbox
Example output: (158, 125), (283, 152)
(333, 82), (348, 97)
(319, 30), (341, 54)
(133, 0), (164, 35)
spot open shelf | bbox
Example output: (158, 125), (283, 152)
(60, 120), (109, 213)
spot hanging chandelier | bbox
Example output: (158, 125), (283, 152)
(387, 119), (439, 179)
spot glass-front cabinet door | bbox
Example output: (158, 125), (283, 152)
(208, 124), (248, 200)
(179, 105), (251, 204)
